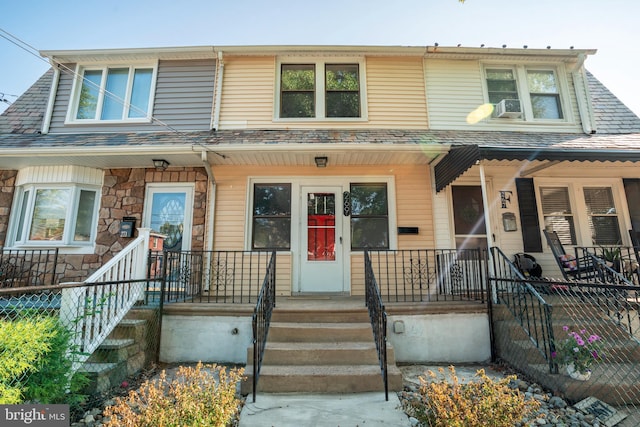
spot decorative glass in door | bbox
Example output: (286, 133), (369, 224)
(149, 192), (186, 251)
(307, 193), (336, 261)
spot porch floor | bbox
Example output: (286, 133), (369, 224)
(161, 294), (488, 316)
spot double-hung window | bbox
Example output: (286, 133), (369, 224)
(539, 184), (622, 247)
(69, 65), (156, 122)
(484, 65), (565, 121)
(251, 184), (292, 250)
(350, 183), (389, 250)
(278, 59), (364, 120)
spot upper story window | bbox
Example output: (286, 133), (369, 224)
(277, 58), (365, 120)
(484, 65), (566, 121)
(68, 65), (157, 123)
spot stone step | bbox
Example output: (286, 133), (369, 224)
(252, 341), (397, 366)
(88, 338), (138, 364)
(81, 362), (128, 394)
(242, 364), (403, 394)
(271, 308), (369, 323)
(109, 318), (147, 342)
(268, 322), (373, 342)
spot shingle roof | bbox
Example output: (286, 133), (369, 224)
(0, 66), (638, 156)
(0, 69), (52, 134)
(587, 71), (640, 134)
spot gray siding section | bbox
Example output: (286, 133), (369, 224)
(48, 59), (215, 134)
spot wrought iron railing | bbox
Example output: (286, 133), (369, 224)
(489, 247), (557, 374)
(364, 250), (389, 401)
(251, 251), (276, 403)
(576, 246), (639, 285)
(149, 250), (274, 304)
(0, 248), (59, 288)
(365, 248), (487, 303)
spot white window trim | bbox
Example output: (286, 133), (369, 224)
(65, 61), (158, 125)
(535, 178), (626, 248)
(274, 56), (368, 122)
(9, 184), (100, 250)
(481, 62), (573, 124)
(244, 176), (396, 252)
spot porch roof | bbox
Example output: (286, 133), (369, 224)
(0, 129), (639, 171)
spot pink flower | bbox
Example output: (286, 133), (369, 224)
(562, 326), (569, 331)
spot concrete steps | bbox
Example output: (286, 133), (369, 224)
(242, 305), (403, 395)
(493, 301), (640, 405)
(81, 316), (150, 393)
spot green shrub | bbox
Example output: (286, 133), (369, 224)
(0, 316), (57, 403)
(407, 366), (539, 427)
(103, 362), (245, 427)
(0, 314), (88, 406)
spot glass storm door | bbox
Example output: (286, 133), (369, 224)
(143, 185), (193, 251)
(299, 187), (344, 292)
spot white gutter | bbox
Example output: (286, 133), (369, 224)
(212, 51), (224, 130)
(41, 64), (60, 134)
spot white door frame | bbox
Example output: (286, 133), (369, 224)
(142, 183), (194, 251)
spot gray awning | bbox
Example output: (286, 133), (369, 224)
(435, 144), (640, 193)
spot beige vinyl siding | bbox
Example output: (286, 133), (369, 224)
(218, 56), (276, 128)
(213, 163), (435, 295)
(48, 59), (215, 133)
(218, 56), (429, 130)
(365, 57), (428, 129)
(425, 59), (584, 132)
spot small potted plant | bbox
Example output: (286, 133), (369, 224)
(552, 326), (604, 380)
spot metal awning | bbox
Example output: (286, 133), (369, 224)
(435, 144), (640, 192)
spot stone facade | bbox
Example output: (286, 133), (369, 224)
(0, 166), (208, 283)
(0, 170), (18, 246)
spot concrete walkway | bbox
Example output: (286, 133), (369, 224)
(239, 392), (410, 427)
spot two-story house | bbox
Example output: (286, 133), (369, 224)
(1, 45), (639, 368)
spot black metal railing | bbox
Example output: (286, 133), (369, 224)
(364, 250), (389, 401)
(0, 248), (59, 288)
(251, 251), (276, 402)
(576, 246), (639, 285)
(489, 247), (557, 374)
(365, 248), (487, 303)
(148, 250), (274, 304)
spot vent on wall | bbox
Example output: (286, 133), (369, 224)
(494, 99), (522, 118)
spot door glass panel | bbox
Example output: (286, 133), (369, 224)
(150, 192), (186, 251)
(307, 193), (336, 261)
(452, 186), (487, 250)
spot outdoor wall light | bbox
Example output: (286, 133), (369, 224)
(152, 159), (170, 171)
(314, 156), (328, 168)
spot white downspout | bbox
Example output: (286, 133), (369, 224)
(212, 51), (224, 131)
(201, 150), (216, 251)
(571, 53), (597, 134)
(41, 63), (60, 134)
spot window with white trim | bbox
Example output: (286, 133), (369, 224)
(484, 65), (565, 121)
(68, 65), (156, 122)
(277, 59), (364, 120)
(11, 185), (99, 246)
(539, 184), (622, 247)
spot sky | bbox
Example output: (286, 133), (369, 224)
(1, 0), (639, 117)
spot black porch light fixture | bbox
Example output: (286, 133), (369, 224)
(152, 159), (170, 171)
(314, 156), (328, 168)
